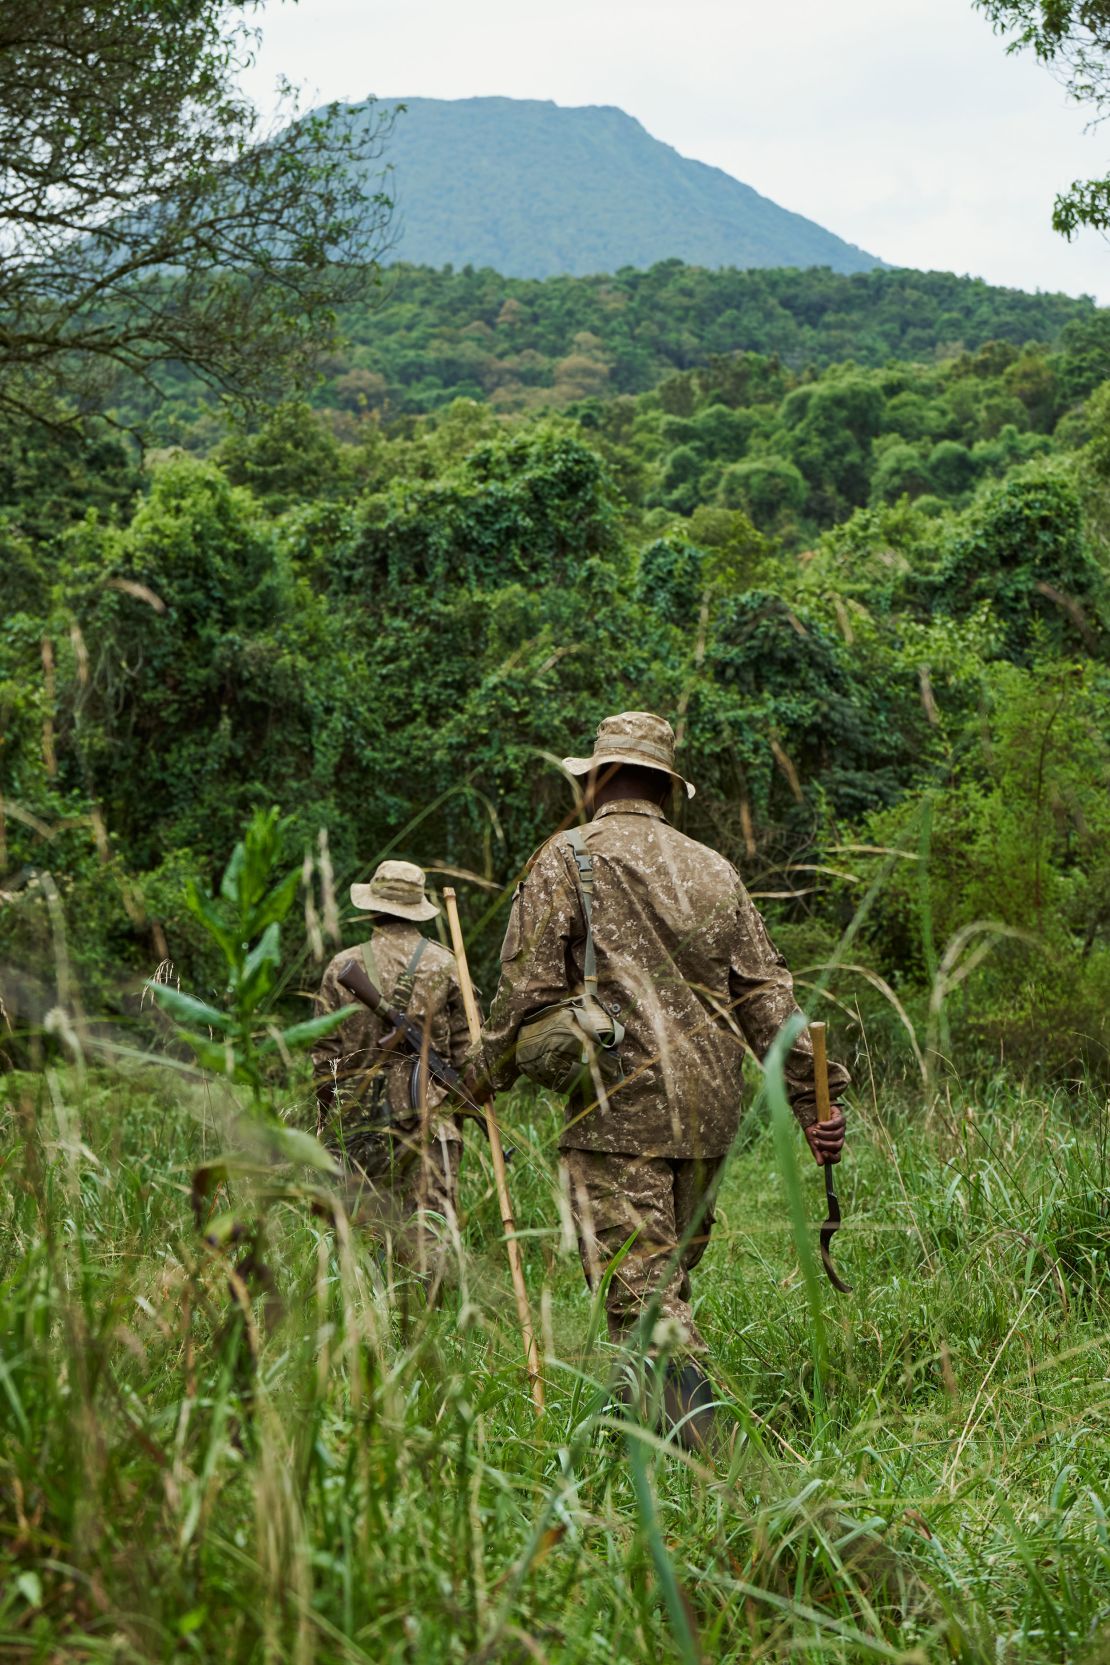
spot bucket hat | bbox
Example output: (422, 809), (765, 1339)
(350, 859), (439, 922)
(562, 710), (695, 799)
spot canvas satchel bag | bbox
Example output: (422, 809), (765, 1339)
(515, 828), (626, 1094)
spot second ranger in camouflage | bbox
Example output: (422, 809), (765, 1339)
(314, 859), (474, 1286)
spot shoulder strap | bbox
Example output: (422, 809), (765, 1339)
(360, 937), (382, 993)
(564, 827), (598, 1000)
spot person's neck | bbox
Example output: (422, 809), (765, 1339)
(590, 787), (665, 813)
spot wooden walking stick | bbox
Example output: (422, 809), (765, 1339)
(810, 1020), (853, 1295)
(442, 887), (545, 1416)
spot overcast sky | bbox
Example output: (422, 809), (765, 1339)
(242, 0), (1108, 300)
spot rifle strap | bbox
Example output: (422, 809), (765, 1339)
(564, 828), (598, 1001)
(392, 936), (429, 1016)
(361, 933), (429, 1017)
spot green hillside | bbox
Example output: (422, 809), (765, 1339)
(330, 261), (1100, 416)
(367, 96), (881, 278)
(132, 262), (1102, 440)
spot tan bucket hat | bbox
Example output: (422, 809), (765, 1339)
(562, 710), (695, 799)
(350, 859), (439, 922)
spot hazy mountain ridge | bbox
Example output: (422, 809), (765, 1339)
(361, 96), (883, 278)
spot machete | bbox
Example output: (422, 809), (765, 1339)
(810, 1019), (852, 1294)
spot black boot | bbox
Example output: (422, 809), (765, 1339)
(662, 1359), (716, 1452)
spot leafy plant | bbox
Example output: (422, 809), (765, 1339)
(147, 806), (352, 1123)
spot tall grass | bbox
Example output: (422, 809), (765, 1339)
(1, 1057), (1107, 1662)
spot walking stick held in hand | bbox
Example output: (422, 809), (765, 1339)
(443, 887), (545, 1417)
(810, 1021), (853, 1295)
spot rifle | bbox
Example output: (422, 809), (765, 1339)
(336, 958), (489, 1125)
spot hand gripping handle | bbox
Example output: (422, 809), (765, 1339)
(811, 1020), (832, 1123)
(810, 1018), (852, 1294)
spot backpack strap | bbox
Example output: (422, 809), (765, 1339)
(360, 936), (382, 993)
(564, 827), (598, 1002)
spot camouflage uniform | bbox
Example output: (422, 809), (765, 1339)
(314, 895), (474, 1281)
(480, 761), (849, 1352)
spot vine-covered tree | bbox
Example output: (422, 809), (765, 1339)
(0, 0), (394, 428)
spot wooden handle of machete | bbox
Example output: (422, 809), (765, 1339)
(443, 887), (545, 1417)
(811, 1020), (833, 1123)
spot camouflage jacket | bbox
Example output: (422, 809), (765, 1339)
(312, 921), (474, 1143)
(479, 800), (850, 1158)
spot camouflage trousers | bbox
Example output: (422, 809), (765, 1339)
(331, 1119), (463, 1295)
(562, 1148), (726, 1355)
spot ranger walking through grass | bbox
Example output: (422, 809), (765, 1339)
(475, 711), (850, 1445)
(313, 860), (474, 1286)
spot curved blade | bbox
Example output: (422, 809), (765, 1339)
(819, 1165), (853, 1294)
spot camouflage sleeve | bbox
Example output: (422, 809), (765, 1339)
(478, 838), (581, 1090)
(311, 957), (346, 1100)
(728, 881), (850, 1129)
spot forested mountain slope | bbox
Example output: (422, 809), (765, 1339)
(367, 97), (881, 278)
(334, 263), (1101, 415)
(141, 262), (1102, 435)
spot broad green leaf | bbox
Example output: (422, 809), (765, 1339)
(193, 1157), (280, 1188)
(220, 839), (246, 905)
(265, 1123), (340, 1174)
(148, 983), (231, 1031)
(16, 1572), (42, 1609)
(182, 880), (237, 960)
(247, 865), (300, 935)
(236, 920), (281, 1006)
(258, 1005), (358, 1053)
(239, 807), (289, 916)
(178, 1030), (238, 1076)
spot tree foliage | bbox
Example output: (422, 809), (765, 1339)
(0, 0), (394, 427)
(119, 260), (1101, 437)
(978, 0), (1110, 233)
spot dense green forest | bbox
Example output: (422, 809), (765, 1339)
(3, 263), (1108, 1083)
(134, 261), (1105, 432)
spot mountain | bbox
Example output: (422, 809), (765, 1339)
(366, 96), (882, 279)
